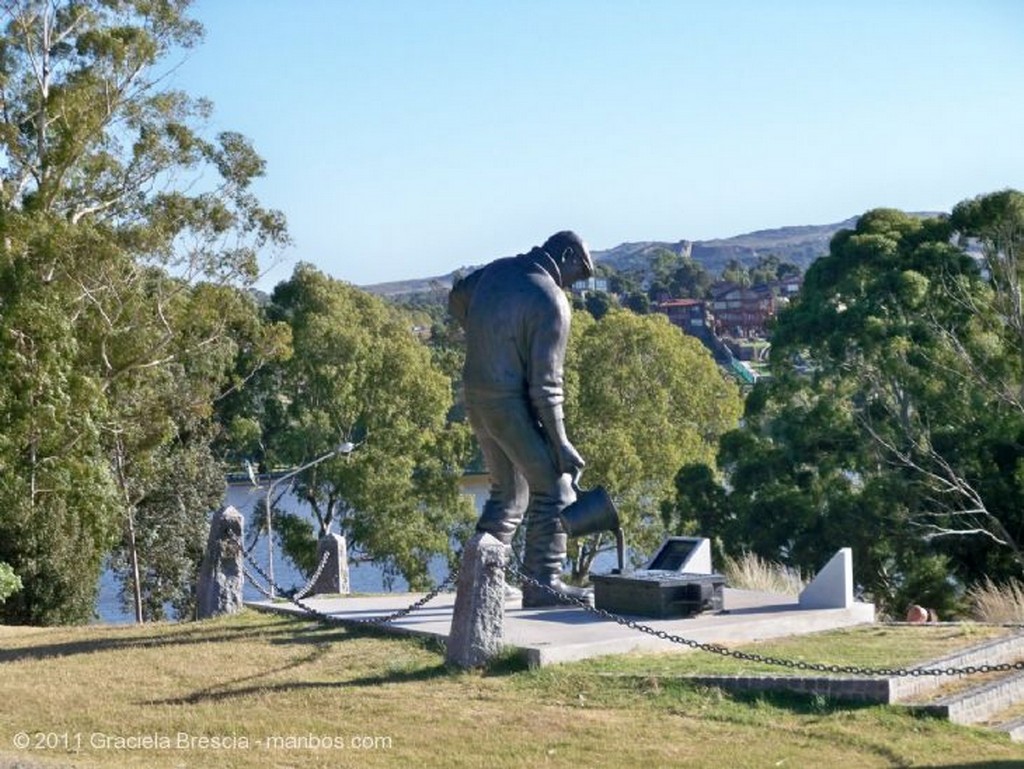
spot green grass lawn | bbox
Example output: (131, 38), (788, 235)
(1, 611), (1023, 768)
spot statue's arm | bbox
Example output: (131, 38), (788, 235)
(448, 269), (483, 330)
(527, 293), (584, 476)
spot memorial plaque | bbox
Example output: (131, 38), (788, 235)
(591, 571), (725, 619)
(590, 536), (725, 619)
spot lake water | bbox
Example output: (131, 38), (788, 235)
(95, 476), (491, 623)
(94, 475), (621, 623)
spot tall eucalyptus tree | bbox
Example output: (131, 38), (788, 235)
(0, 1), (288, 623)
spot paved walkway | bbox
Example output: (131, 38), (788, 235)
(247, 588), (875, 667)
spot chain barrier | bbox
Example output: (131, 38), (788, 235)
(243, 534), (262, 559)
(242, 544), (1020, 678)
(242, 564), (277, 600)
(293, 549), (333, 600)
(505, 561), (1024, 679)
(242, 550), (459, 627)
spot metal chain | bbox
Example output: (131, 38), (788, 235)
(352, 570), (460, 625)
(293, 549), (333, 600)
(243, 534), (262, 558)
(505, 562), (1024, 679)
(243, 547), (1021, 678)
(243, 550), (458, 626)
(242, 564), (277, 599)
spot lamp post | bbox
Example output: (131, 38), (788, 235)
(264, 441), (356, 598)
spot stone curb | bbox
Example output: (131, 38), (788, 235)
(911, 670), (1024, 726)
(994, 716), (1024, 742)
(890, 631), (1024, 703)
(594, 631), (1024, 739)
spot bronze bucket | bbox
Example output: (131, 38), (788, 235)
(558, 482), (626, 574)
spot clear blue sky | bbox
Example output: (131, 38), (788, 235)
(172, 1), (1024, 289)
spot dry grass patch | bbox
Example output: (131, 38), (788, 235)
(723, 551), (805, 594)
(566, 623), (1012, 678)
(0, 611), (1022, 768)
(967, 576), (1024, 623)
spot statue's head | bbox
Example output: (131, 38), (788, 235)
(543, 230), (593, 287)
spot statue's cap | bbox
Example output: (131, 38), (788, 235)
(543, 230), (593, 278)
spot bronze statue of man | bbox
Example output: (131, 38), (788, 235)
(449, 231), (594, 606)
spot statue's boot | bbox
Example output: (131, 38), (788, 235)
(521, 516), (594, 608)
(475, 502), (522, 600)
(475, 504), (519, 547)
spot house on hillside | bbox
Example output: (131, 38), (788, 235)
(709, 282), (777, 338)
(571, 276), (610, 297)
(655, 298), (721, 355)
(777, 275), (803, 298)
(708, 274), (802, 337)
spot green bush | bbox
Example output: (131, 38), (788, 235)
(0, 561), (22, 603)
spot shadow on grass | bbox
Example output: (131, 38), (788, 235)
(528, 672), (887, 719)
(479, 647), (532, 676)
(266, 621), (453, 661)
(722, 687), (879, 715)
(0, 614), (354, 664)
(145, 662), (453, 706)
(143, 634), (530, 706)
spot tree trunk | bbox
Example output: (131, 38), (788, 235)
(125, 507), (144, 623)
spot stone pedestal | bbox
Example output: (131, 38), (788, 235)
(309, 533), (351, 596)
(445, 533), (508, 670)
(196, 506), (244, 619)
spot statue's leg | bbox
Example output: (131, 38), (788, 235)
(469, 406), (527, 546)
(520, 491), (594, 608)
(474, 400), (593, 608)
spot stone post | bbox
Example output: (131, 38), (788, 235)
(799, 547), (855, 609)
(196, 505), (245, 619)
(310, 533), (351, 595)
(445, 532), (508, 670)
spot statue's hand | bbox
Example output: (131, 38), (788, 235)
(557, 441), (586, 478)
(534, 403), (585, 477)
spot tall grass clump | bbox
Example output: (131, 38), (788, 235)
(724, 551), (805, 595)
(966, 577), (1024, 623)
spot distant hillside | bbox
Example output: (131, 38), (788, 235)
(365, 270), (485, 298)
(363, 214), (934, 297)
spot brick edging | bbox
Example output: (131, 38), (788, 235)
(593, 631), (1024, 706)
(596, 672), (893, 703)
(890, 632), (1024, 702)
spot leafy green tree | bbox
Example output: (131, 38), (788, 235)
(663, 463), (731, 561)
(948, 190), (1024, 415)
(776, 261), (802, 280)
(258, 265), (475, 589)
(621, 289), (651, 314)
(720, 258), (751, 286)
(651, 248), (682, 284)
(107, 434), (225, 620)
(775, 205), (1022, 571)
(102, 279), (284, 621)
(645, 248), (681, 301)
(583, 290), (618, 320)
(0, 216), (123, 624)
(749, 254), (801, 285)
(669, 255), (713, 298)
(564, 309), (743, 577)
(671, 196), (1024, 617)
(605, 268), (640, 297)
(0, 562), (20, 603)
(0, 1), (288, 624)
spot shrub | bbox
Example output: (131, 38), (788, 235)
(0, 562), (22, 604)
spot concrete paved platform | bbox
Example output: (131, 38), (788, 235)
(247, 587), (875, 667)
